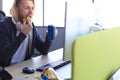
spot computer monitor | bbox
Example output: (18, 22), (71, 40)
(63, 1), (90, 61)
(63, 18), (82, 61)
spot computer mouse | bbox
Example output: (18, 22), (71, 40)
(22, 67), (35, 74)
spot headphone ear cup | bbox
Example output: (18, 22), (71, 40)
(16, 22), (22, 30)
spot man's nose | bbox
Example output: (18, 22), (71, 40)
(28, 8), (33, 16)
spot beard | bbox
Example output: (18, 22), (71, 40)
(18, 14), (24, 23)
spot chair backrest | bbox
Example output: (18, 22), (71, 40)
(0, 10), (6, 20)
(72, 27), (120, 80)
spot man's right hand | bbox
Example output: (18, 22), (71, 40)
(21, 17), (33, 35)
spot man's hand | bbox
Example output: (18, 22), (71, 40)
(21, 17), (33, 35)
(46, 26), (58, 39)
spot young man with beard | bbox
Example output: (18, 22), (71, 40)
(0, 0), (58, 67)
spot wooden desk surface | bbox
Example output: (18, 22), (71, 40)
(5, 48), (71, 80)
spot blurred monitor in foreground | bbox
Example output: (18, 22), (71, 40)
(63, 1), (90, 61)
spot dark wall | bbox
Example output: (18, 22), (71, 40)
(33, 27), (65, 56)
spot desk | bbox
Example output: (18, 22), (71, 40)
(5, 48), (71, 80)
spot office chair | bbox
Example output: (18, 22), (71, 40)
(0, 10), (6, 20)
(72, 27), (120, 80)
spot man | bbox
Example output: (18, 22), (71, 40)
(0, 0), (58, 67)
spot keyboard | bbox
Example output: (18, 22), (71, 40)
(36, 59), (71, 72)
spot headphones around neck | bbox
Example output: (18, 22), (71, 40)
(12, 17), (22, 30)
(16, 22), (22, 30)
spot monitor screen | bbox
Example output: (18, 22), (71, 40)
(63, 1), (90, 61)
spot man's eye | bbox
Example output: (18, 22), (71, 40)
(25, 7), (29, 9)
